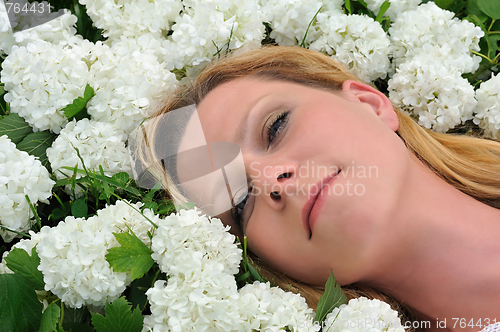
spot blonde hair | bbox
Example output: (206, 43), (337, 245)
(139, 45), (500, 326)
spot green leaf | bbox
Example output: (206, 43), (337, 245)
(61, 84), (95, 120)
(5, 247), (44, 290)
(39, 303), (61, 332)
(16, 131), (57, 170)
(467, 0), (490, 22)
(434, 0), (457, 10)
(91, 297), (144, 332)
(106, 232), (154, 281)
(345, 0), (352, 14)
(71, 198), (88, 218)
(478, 0), (500, 19)
(111, 172), (130, 184)
(314, 270), (347, 324)
(0, 274), (43, 332)
(0, 113), (33, 144)
(375, 0), (390, 22)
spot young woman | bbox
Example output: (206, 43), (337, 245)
(136, 46), (500, 331)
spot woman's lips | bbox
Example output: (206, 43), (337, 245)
(302, 171), (341, 238)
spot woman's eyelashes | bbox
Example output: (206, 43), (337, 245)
(265, 110), (290, 149)
(231, 186), (254, 228)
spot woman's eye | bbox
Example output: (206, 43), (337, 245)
(231, 186), (253, 227)
(266, 111), (290, 148)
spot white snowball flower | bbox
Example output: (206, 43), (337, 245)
(0, 135), (54, 243)
(310, 13), (391, 82)
(85, 43), (178, 134)
(324, 297), (404, 332)
(0, 0), (77, 55)
(237, 281), (319, 331)
(78, 0), (182, 40)
(389, 2), (483, 74)
(365, 0), (421, 21)
(163, 0), (265, 70)
(260, 0), (325, 47)
(1, 40), (90, 133)
(151, 209), (242, 277)
(46, 118), (132, 195)
(36, 200), (156, 308)
(473, 73), (500, 138)
(388, 55), (477, 133)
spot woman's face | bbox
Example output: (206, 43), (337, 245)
(179, 78), (410, 285)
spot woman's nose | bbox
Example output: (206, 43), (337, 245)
(248, 160), (298, 205)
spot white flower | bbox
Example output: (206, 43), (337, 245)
(36, 200), (156, 308)
(310, 13), (391, 82)
(151, 209), (242, 277)
(78, 0), (182, 40)
(46, 118), (132, 195)
(389, 2), (483, 74)
(260, 0), (327, 47)
(365, 0), (421, 21)
(0, 135), (54, 242)
(1, 40), (90, 133)
(164, 0), (265, 70)
(237, 281), (319, 331)
(0, 0), (77, 55)
(324, 297), (404, 332)
(85, 43), (177, 134)
(473, 73), (500, 138)
(388, 54), (477, 133)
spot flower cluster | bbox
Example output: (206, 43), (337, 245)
(0, 0), (78, 55)
(164, 0), (265, 71)
(35, 200), (157, 308)
(473, 73), (500, 138)
(387, 2), (484, 132)
(78, 0), (182, 39)
(310, 13), (391, 82)
(1, 40), (90, 133)
(46, 118), (132, 193)
(0, 135), (54, 243)
(364, 0), (421, 21)
(145, 209), (317, 331)
(324, 297), (404, 332)
(84, 43), (177, 135)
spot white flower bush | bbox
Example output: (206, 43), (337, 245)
(0, 1), (78, 55)
(47, 118), (132, 186)
(163, 0), (265, 70)
(78, 0), (182, 39)
(36, 200), (157, 308)
(323, 297), (404, 332)
(473, 73), (500, 138)
(310, 13), (391, 82)
(0, 135), (54, 243)
(388, 54), (477, 132)
(1, 40), (90, 133)
(85, 44), (177, 134)
(389, 2), (483, 73)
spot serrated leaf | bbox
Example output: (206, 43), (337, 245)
(106, 232), (154, 281)
(0, 274), (43, 332)
(39, 303), (61, 332)
(71, 199), (88, 218)
(61, 84), (95, 120)
(467, 0), (490, 21)
(314, 270), (347, 324)
(5, 247), (44, 290)
(0, 113), (33, 144)
(478, 0), (500, 19)
(16, 131), (57, 170)
(91, 297), (144, 332)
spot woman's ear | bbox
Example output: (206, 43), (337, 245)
(342, 80), (399, 132)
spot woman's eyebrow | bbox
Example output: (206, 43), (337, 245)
(234, 92), (273, 144)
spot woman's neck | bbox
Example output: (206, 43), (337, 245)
(364, 154), (500, 331)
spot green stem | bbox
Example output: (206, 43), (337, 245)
(25, 195), (42, 229)
(0, 225), (30, 238)
(470, 50), (495, 64)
